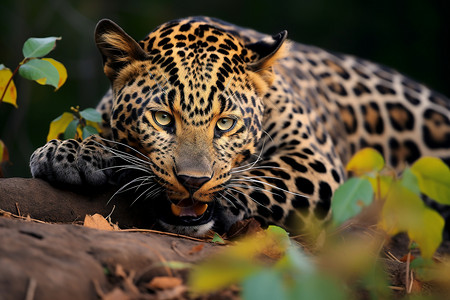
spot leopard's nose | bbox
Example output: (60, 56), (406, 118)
(176, 174), (210, 193)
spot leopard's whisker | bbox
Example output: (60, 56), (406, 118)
(231, 165), (289, 173)
(106, 153), (150, 166)
(230, 142), (265, 172)
(107, 175), (151, 205)
(101, 146), (151, 166)
(146, 186), (165, 199)
(226, 186), (270, 210)
(148, 71), (168, 95)
(220, 191), (238, 208)
(115, 180), (154, 195)
(111, 166), (153, 175)
(95, 138), (150, 162)
(230, 178), (310, 198)
(262, 129), (274, 142)
(221, 74), (235, 98)
(97, 162), (152, 174)
(236, 174), (287, 181)
(131, 183), (159, 206)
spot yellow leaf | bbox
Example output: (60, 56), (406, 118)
(367, 175), (392, 200)
(0, 139), (9, 163)
(189, 227), (289, 293)
(380, 181), (424, 234)
(83, 213), (114, 231)
(379, 181), (443, 258)
(346, 148), (385, 176)
(47, 112), (74, 141)
(36, 58), (67, 90)
(0, 67), (18, 108)
(411, 157), (450, 205)
(409, 208), (444, 258)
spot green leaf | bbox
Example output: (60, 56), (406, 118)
(266, 225), (290, 247)
(346, 148), (385, 176)
(36, 58), (67, 90)
(22, 37), (61, 58)
(361, 263), (391, 299)
(242, 270), (287, 300)
(64, 120), (78, 139)
(401, 168), (420, 195)
(211, 232), (225, 244)
(291, 273), (347, 300)
(80, 108), (102, 122)
(411, 157), (450, 205)
(82, 125), (98, 139)
(19, 59), (59, 88)
(331, 177), (374, 226)
(409, 257), (436, 281)
(277, 245), (314, 274)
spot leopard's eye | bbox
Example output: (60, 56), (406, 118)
(216, 117), (236, 132)
(153, 111), (173, 126)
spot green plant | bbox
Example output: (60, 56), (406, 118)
(333, 148), (449, 258)
(188, 149), (450, 299)
(0, 37), (67, 176)
(46, 106), (102, 141)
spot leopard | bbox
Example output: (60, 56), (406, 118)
(30, 16), (450, 236)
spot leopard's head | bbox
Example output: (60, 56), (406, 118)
(95, 18), (287, 235)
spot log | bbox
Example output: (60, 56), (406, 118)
(0, 178), (228, 299)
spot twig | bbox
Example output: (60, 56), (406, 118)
(119, 228), (209, 243)
(25, 278), (37, 300)
(389, 286), (405, 291)
(385, 251), (402, 263)
(0, 208), (47, 224)
(15, 202), (21, 216)
(405, 251), (411, 294)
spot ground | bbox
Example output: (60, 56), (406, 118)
(0, 177), (449, 299)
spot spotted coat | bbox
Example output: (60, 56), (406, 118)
(30, 17), (450, 236)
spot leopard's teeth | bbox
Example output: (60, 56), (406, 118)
(170, 203), (208, 217)
(194, 203), (208, 216)
(171, 203), (182, 216)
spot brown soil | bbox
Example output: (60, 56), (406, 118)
(1, 178), (449, 299)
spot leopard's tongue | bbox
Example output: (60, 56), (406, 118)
(170, 202), (208, 217)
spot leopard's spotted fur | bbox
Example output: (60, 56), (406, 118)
(30, 17), (450, 236)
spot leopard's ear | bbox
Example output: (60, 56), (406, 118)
(95, 19), (147, 81)
(246, 30), (288, 95)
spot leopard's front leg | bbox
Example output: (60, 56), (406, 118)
(30, 135), (115, 186)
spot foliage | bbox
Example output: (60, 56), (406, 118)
(190, 226), (387, 299)
(333, 148), (448, 259)
(47, 106), (102, 141)
(0, 37), (67, 177)
(189, 148), (450, 299)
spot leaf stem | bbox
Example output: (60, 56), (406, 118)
(0, 65), (19, 104)
(0, 58), (29, 106)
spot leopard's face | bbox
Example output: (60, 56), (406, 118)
(95, 19), (287, 234)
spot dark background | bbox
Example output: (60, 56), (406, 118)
(0, 0), (449, 177)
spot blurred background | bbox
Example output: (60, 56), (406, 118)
(0, 0), (449, 177)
